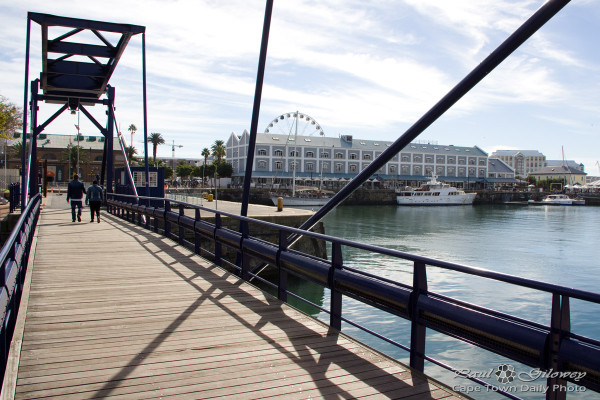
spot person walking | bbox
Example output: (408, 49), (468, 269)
(85, 180), (103, 223)
(66, 174), (86, 222)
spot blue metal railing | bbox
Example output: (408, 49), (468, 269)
(107, 193), (600, 399)
(9, 183), (20, 214)
(0, 193), (41, 382)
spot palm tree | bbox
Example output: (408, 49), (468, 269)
(211, 140), (225, 164)
(127, 124), (137, 146)
(149, 132), (165, 166)
(201, 147), (210, 186)
(61, 144), (88, 176)
(125, 145), (138, 164)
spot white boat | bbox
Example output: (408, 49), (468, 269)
(396, 176), (476, 206)
(270, 188), (332, 207)
(528, 194), (585, 206)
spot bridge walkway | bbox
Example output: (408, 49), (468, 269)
(7, 195), (463, 399)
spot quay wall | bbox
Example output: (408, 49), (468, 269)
(167, 188), (600, 206)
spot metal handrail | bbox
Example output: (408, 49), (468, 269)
(0, 193), (41, 384)
(107, 193), (600, 398)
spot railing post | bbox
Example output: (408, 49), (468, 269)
(410, 261), (427, 372)
(546, 294), (570, 400)
(178, 204), (184, 246)
(194, 208), (201, 255)
(240, 221), (250, 281)
(277, 231), (288, 302)
(164, 200), (171, 238)
(329, 242), (343, 331)
(214, 214), (222, 266)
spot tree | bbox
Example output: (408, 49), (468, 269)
(176, 163), (193, 180)
(10, 141), (27, 158)
(61, 144), (88, 176)
(201, 147), (211, 186)
(149, 132), (165, 166)
(0, 95), (22, 139)
(127, 124), (137, 147)
(125, 145), (138, 164)
(211, 140), (225, 164)
(217, 162), (233, 178)
(164, 166), (173, 180)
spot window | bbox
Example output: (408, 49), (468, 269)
(258, 160), (267, 169)
(133, 171), (158, 187)
(320, 152), (329, 158)
(335, 163), (343, 172)
(350, 153), (358, 160)
(335, 152), (343, 159)
(274, 149), (283, 157)
(363, 154), (371, 160)
(290, 161), (298, 171)
(258, 149), (267, 156)
(306, 151), (314, 158)
(322, 163), (329, 170)
(306, 163), (314, 171)
(413, 166), (422, 174)
(389, 165), (397, 173)
(275, 161), (282, 170)
(349, 165), (357, 172)
(401, 154), (410, 162)
(290, 150), (299, 157)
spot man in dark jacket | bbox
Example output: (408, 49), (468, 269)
(85, 181), (103, 223)
(66, 174), (86, 222)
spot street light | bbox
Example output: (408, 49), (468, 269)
(74, 110), (80, 177)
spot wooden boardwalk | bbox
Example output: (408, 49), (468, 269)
(5, 195), (463, 399)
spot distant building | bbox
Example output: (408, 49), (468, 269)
(487, 158), (515, 179)
(546, 160), (584, 172)
(530, 165), (587, 186)
(490, 150), (546, 177)
(227, 131), (495, 189)
(7, 133), (124, 184)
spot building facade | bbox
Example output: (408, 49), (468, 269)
(490, 150), (546, 177)
(227, 131), (495, 188)
(530, 165), (587, 186)
(7, 133), (125, 184)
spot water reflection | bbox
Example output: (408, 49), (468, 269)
(290, 204), (600, 399)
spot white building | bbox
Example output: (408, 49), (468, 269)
(490, 150), (546, 177)
(227, 131), (491, 189)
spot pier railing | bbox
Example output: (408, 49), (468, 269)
(0, 193), (41, 383)
(107, 193), (600, 400)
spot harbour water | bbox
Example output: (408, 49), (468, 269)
(295, 204), (600, 399)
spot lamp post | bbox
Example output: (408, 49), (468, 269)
(74, 110), (80, 177)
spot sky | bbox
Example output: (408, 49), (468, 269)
(1, 0), (599, 175)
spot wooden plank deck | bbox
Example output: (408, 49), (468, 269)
(6, 194), (464, 399)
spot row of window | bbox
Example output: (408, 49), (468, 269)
(256, 160), (486, 176)
(255, 149), (486, 165)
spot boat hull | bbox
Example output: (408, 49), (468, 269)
(396, 193), (476, 206)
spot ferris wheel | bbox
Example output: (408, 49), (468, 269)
(264, 111), (325, 137)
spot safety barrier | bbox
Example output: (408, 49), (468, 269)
(0, 193), (41, 383)
(107, 193), (600, 399)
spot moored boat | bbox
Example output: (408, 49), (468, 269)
(528, 194), (585, 206)
(396, 176), (476, 206)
